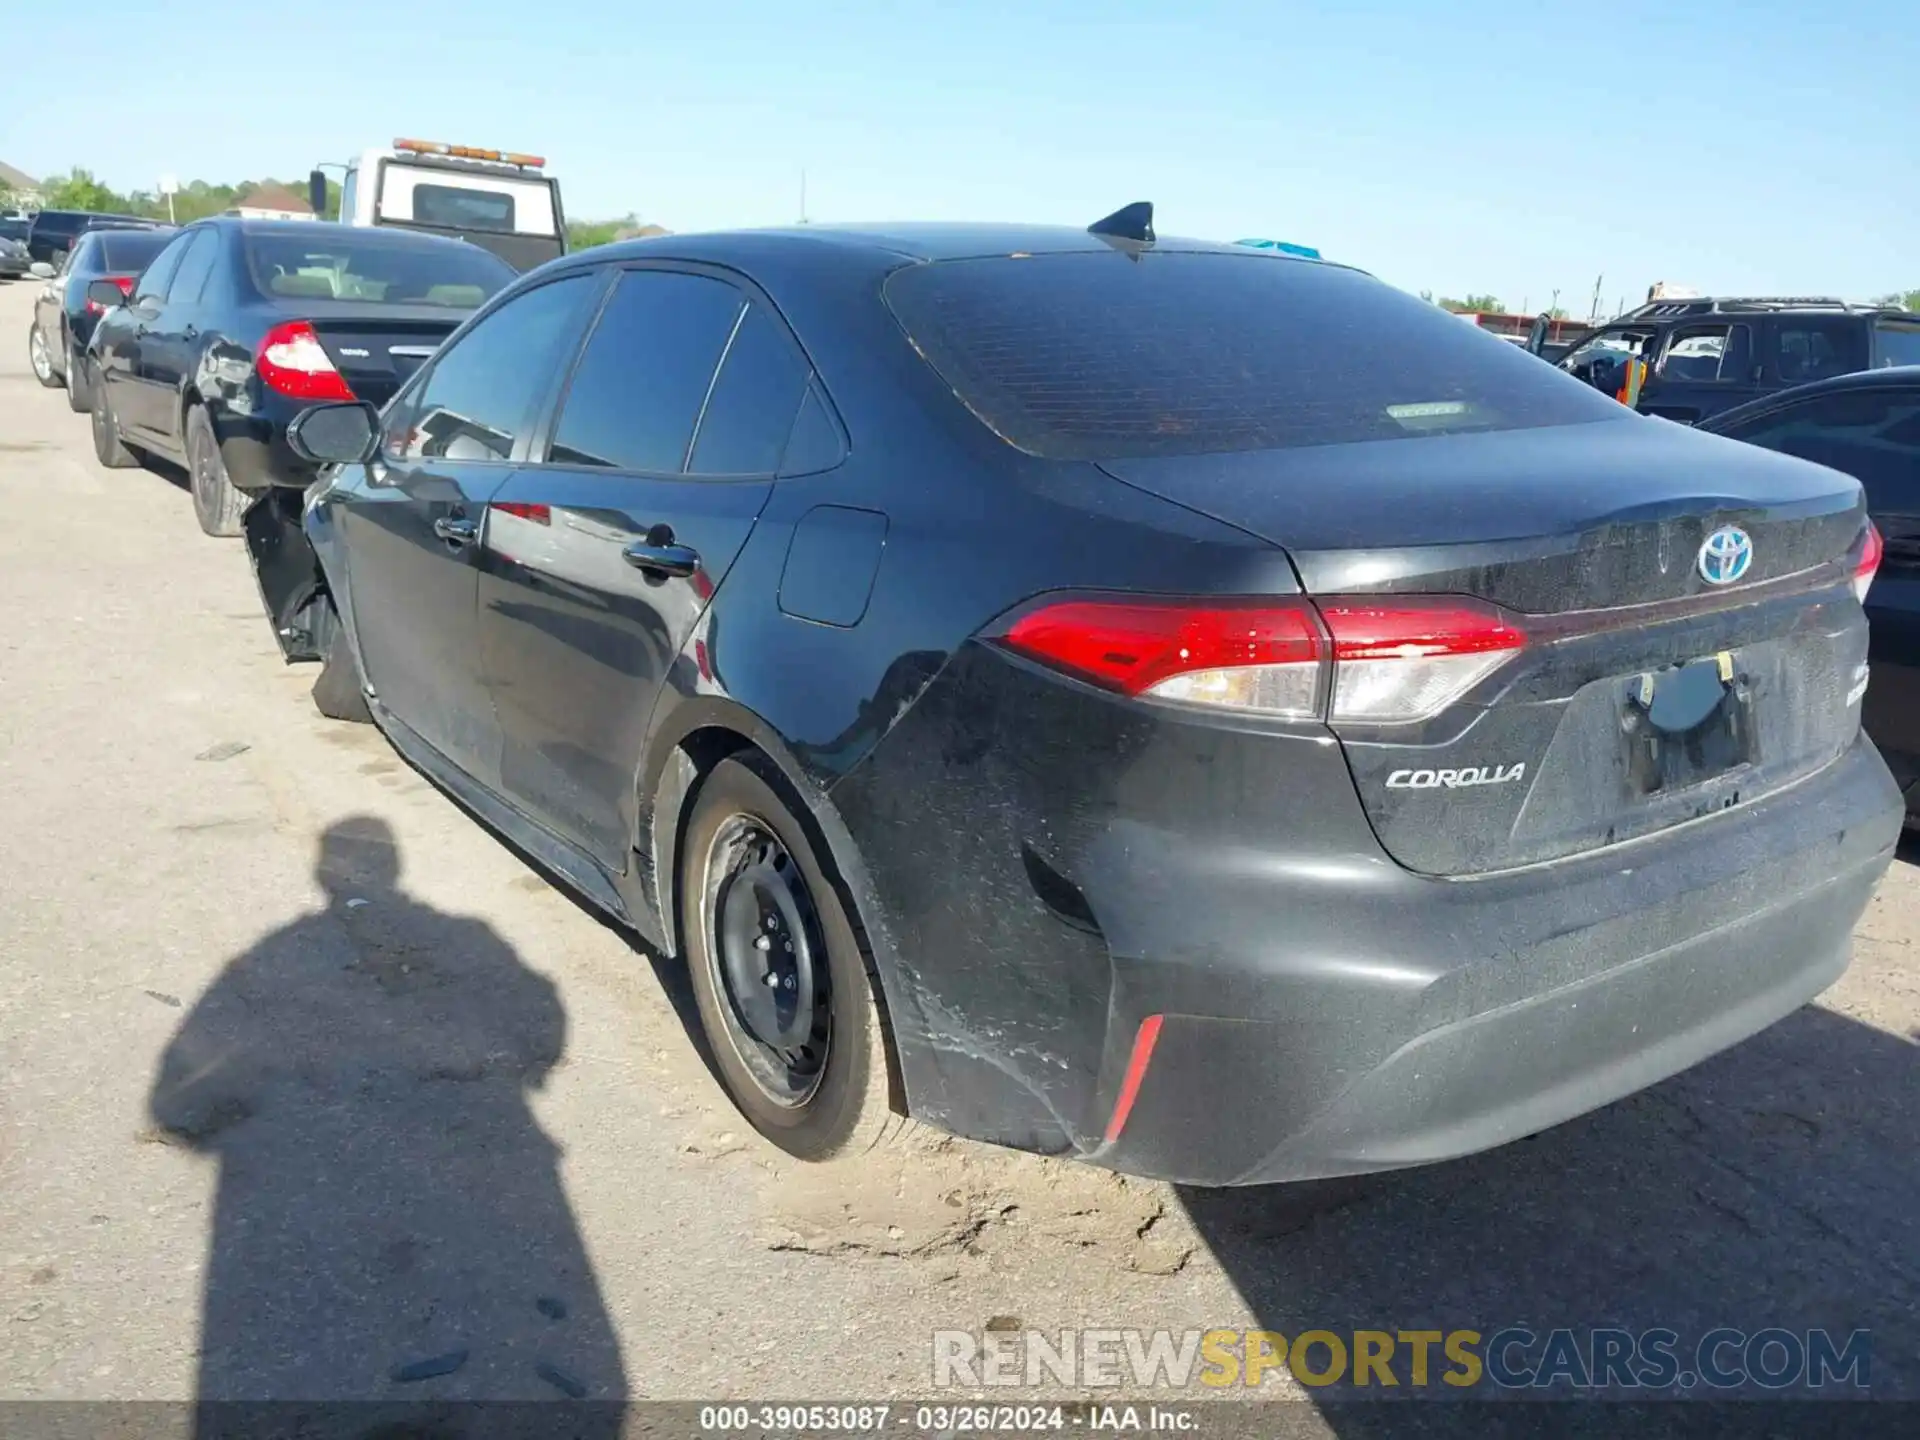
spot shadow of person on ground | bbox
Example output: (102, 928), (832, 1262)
(1178, 1002), (1919, 1409)
(149, 816), (626, 1425)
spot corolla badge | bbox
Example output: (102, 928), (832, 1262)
(1697, 525), (1754, 585)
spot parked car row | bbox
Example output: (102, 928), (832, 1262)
(27, 216), (514, 533)
(21, 209), (1915, 1186)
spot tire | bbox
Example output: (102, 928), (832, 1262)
(28, 323), (60, 387)
(186, 405), (246, 538)
(310, 601), (372, 724)
(65, 347), (91, 414)
(680, 755), (902, 1161)
(90, 378), (139, 469)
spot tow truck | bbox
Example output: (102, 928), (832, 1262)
(307, 138), (567, 271)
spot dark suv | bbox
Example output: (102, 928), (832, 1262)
(24, 210), (160, 266)
(1555, 297), (1920, 426)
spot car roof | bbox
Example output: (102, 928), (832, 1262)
(543, 222), (1344, 288)
(1701, 366), (1920, 431)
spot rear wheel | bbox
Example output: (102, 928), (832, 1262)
(310, 600), (372, 724)
(65, 340), (91, 413)
(90, 379), (139, 469)
(28, 324), (60, 388)
(680, 755), (901, 1161)
(186, 406), (246, 538)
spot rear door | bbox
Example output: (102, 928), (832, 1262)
(477, 267), (807, 866)
(332, 271), (598, 788)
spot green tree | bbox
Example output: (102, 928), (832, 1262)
(1874, 289), (1920, 312)
(1437, 293), (1503, 314)
(40, 168), (130, 213)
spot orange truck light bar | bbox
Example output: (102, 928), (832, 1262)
(392, 138), (546, 168)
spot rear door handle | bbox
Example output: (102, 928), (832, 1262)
(433, 515), (479, 545)
(622, 541), (700, 578)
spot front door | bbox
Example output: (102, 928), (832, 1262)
(333, 270), (599, 789)
(479, 269), (809, 867)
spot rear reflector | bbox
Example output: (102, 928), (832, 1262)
(256, 320), (355, 402)
(1104, 1015), (1164, 1144)
(1000, 594), (1526, 725)
(1854, 519), (1882, 604)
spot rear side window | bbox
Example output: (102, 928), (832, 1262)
(98, 232), (172, 273)
(1772, 320), (1868, 384)
(166, 231), (221, 308)
(244, 230), (514, 308)
(1874, 322), (1920, 369)
(133, 233), (194, 306)
(689, 303), (812, 475)
(1720, 388), (1920, 511)
(548, 270), (742, 473)
(884, 251), (1623, 459)
(388, 274), (593, 463)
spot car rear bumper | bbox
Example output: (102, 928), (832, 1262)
(833, 646), (1901, 1186)
(211, 391), (322, 495)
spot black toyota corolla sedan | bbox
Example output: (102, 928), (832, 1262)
(259, 210), (1901, 1184)
(85, 217), (514, 536)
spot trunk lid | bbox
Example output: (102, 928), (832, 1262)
(1099, 419), (1872, 875)
(289, 304), (466, 408)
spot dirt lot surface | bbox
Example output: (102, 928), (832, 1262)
(1, 278), (1914, 1420)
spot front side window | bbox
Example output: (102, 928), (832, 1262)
(132, 233), (195, 307)
(1656, 323), (1753, 383)
(548, 270), (744, 472)
(386, 274), (593, 463)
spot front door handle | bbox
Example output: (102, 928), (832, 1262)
(623, 540), (700, 578)
(433, 515), (479, 545)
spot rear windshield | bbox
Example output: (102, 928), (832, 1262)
(244, 230), (515, 309)
(98, 232), (173, 272)
(884, 251), (1625, 459)
(412, 184), (515, 233)
(1874, 321), (1920, 369)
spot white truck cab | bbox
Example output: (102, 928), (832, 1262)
(310, 138), (567, 271)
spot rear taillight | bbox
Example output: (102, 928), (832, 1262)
(1854, 520), (1882, 604)
(84, 275), (136, 316)
(1318, 599), (1527, 723)
(256, 320), (355, 402)
(1000, 594), (1526, 725)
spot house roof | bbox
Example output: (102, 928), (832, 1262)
(235, 182), (311, 214)
(0, 161), (41, 192)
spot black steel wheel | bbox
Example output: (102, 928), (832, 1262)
(680, 755), (901, 1159)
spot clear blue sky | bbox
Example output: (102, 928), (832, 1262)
(4, 0), (1914, 313)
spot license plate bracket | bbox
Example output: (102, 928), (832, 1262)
(1622, 652), (1753, 797)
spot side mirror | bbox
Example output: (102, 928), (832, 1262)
(1525, 314), (1550, 355)
(309, 169), (330, 222)
(286, 401), (380, 465)
(28, 262), (55, 279)
(86, 279), (128, 309)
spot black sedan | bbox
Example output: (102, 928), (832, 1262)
(86, 218), (515, 536)
(28, 226), (175, 409)
(1701, 366), (1920, 817)
(263, 213), (1899, 1183)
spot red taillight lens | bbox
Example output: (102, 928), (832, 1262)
(491, 501), (551, 525)
(999, 594), (1526, 724)
(256, 320), (355, 402)
(1002, 598), (1328, 718)
(1854, 519), (1882, 604)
